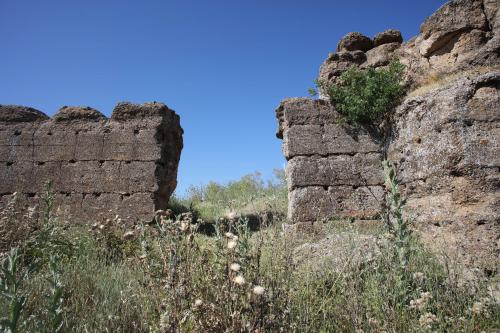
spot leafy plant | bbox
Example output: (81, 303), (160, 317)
(0, 248), (27, 333)
(45, 255), (64, 333)
(321, 60), (405, 125)
(22, 181), (74, 267)
(383, 159), (412, 269)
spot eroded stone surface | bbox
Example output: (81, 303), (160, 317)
(373, 29), (403, 46)
(276, 97), (384, 222)
(337, 32), (374, 52)
(0, 102), (183, 223)
(318, 0), (499, 94)
(0, 105), (49, 122)
(53, 106), (106, 121)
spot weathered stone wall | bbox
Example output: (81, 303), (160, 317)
(276, 99), (385, 223)
(0, 102), (183, 223)
(276, 0), (499, 269)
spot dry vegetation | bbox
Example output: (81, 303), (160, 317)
(0, 168), (499, 332)
(407, 66), (500, 98)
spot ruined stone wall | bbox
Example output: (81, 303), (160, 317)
(0, 102), (183, 223)
(276, 0), (499, 269)
(276, 99), (385, 223)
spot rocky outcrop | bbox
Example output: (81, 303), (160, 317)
(374, 29), (403, 47)
(319, 0), (499, 94)
(0, 102), (183, 223)
(388, 72), (499, 271)
(276, 0), (499, 271)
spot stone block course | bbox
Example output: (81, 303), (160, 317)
(276, 97), (385, 223)
(0, 102), (183, 223)
(287, 153), (384, 189)
(288, 186), (384, 222)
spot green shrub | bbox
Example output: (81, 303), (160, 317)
(180, 170), (287, 223)
(322, 60), (405, 125)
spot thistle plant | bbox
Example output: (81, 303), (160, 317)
(45, 255), (64, 333)
(0, 247), (27, 333)
(382, 160), (412, 269)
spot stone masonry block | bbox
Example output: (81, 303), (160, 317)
(287, 153), (384, 189)
(288, 185), (383, 222)
(283, 124), (381, 158)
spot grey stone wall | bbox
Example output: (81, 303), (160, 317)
(276, 98), (385, 223)
(0, 102), (183, 223)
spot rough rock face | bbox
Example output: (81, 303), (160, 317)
(0, 105), (49, 122)
(0, 102), (183, 223)
(388, 72), (500, 271)
(53, 106), (106, 121)
(277, 0), (499, 271)
(374, 29), (403, 46)
(319, 0), (499, 93)
(337, 32), (374, 52)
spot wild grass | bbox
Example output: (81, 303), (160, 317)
(170, 170), (287, 224)
(407, 65), (500, 97)
(0, 170), (499, 332)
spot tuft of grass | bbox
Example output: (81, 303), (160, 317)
(408, 66), (500, 97)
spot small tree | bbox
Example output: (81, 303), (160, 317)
(322, 60), (405, 125)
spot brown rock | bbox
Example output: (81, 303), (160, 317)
(373, 29), (403, 46)
(336, 32), (374, 52)
(363, 42), (401, 68)
(418, 0), (488, 57)
(53, 106), (106, 121)
(112, 101), (174, 120)
(0, 105), (48, 122)
(275, 98), (340, 139)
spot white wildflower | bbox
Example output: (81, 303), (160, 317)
(419, 312), (437, 329)
(252, 285), (265, 295)
(123, 230), (135, 240)
(410, 291), (433, 311)
(179, 221), (189, 232)
(471, 301), (483, 315)
(233, 275), (245, 286)
(227, 240), (237, 250)
(413, 272), (425, 283)
(193, 299), (203, 307)
(230, 263), (241, 272)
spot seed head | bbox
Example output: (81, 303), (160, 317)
(233, 275), (245, 286)
(230, 263), (241, 272)
(253, 285), (265, 295)
(123, 230), (135, 240)
(419, 312), (437, 329)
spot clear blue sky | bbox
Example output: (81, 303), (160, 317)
(0, 0), (445, 195)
